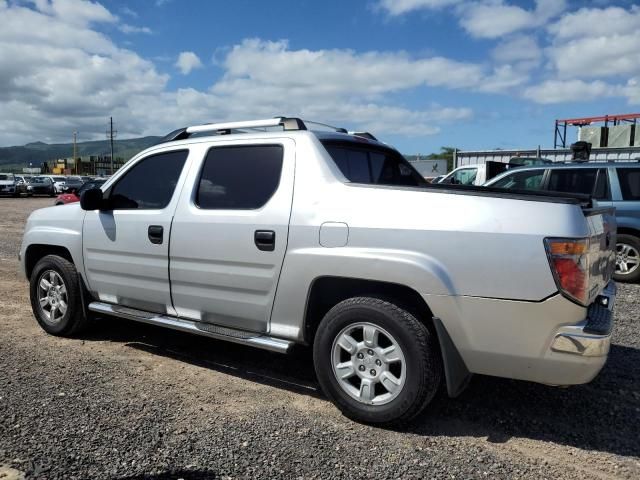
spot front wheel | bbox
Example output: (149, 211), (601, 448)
(29, 255), (88, 336)
(313, 297), (442, 425)
(614, 234), (640, 283)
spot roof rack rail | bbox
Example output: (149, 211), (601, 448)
(158, 117), (307, 143)
(348, 131), (378, 141)
(303, 120), (348, 134)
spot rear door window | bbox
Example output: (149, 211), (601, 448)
(616, 168), (640, 200)
(547, 169), (598, 195)
(446, 168), (477, 185)
(322, 141), (426, 187)
(196, 145), (284, 209)
(491, 170), (545, 190)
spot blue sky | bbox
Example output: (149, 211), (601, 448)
(1, 0), (639, 153)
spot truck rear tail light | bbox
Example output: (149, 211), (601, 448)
(545, 238), (590, 305)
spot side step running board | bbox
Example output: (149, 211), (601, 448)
(88, 302), (294, 354)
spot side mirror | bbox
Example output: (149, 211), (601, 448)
(80, 188), (104, 210)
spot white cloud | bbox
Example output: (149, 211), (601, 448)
(175, 51), (203, 75)
(377, 0), (462, 16)
(0, 0), (167, 145)
(545, 6), (640, 79)
(523, 80), (616, 104)
(548, 6), (640, 40)
(491, 35), (541, 65)
(120, 6), (137, 18)
(119, 24), (152, 34)
(479, 65), (530, 93)
(0, 3), (481, 146)
(31, 0), (116, 26)
(14, 1), (626, 145)
(460, 0), (567, 39)
(622, 78), (640, 105)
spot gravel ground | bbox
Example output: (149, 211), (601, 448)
(0, 197), (638, 479)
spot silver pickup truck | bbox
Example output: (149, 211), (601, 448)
(20, 117), (617, 424)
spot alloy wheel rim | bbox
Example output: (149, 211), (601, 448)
(615, 243), (639, 276)
(37, 270), (68, 325)
(331, 322), (406, 406)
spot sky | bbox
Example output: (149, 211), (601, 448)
(0, 0), (639, 154)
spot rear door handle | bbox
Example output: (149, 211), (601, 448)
(148, 225), (164, 244)
(254, 230), (275, 251)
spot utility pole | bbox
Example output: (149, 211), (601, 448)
(106, 117), (117, 175)
(73, 131), (78, 174)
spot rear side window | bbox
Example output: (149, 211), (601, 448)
(322, 142), (426, 187)
(547, 169), (598, 196)
(491, 170), (544, 190)
(617, 168), (640, 200)
(196, 145), (283, 209)
(109, 150), (188, 209)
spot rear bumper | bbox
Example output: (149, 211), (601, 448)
(550, 281), (615, 358)
(423, 282), (617, 387)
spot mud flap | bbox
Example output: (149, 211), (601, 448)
(433, 317), (473, 398)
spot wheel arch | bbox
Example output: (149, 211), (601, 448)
(25, 244), (74, 279)
(303, 275), (471, 397)
(617, 226), (640, 239)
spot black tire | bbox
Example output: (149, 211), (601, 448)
(55, 201), (63, 206)
(313, 297), (442, 425)
(29, 255), (89, 336)
(614, 234), (640, 283)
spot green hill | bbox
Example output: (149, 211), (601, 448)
(0, 136), (162, 170)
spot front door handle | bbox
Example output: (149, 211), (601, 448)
(148, 225), (164, 244)
(254, 230), (275, 251)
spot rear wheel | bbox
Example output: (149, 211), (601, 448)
(29, 255), (88, 336)
(313, 297), (442, 425)
(614, 234), (640, 283)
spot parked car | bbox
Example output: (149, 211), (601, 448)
(0, 173), (20, 196)
(63, 176), (84, 193)
(55, 179), (106, 205)
(20, 117), (617, 425)
(38, 175), (67, 193)
(486, 162), (640, 282)
(439, 157), (551, 186)
(14, 175), (31, 195)
(27, 176), (56, 196)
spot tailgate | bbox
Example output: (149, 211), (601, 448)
(584, 207), (616, 304)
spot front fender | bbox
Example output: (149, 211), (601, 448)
(20, 205), (85, 279)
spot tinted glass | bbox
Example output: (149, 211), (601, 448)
(78, 181), (105, 195)
(196, 145), (283, 209)
(593, 170), (610, 200)
(109, 150), (188, 209)
(547, 169), (597, 195)
(617, 168), (640, 200)
(450, 168), (477, 185)
(323, 142), (426, 187)
(491, 170), (544, 190)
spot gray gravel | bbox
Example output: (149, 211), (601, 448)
(1, 198), (639, 479)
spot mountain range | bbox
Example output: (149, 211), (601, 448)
(0, 137), (162, 170)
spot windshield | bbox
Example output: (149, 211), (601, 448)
(32, 177), (50, 184)
(66, 176), (82, 182)
(321, 141), (427, 187)
(52, 176), (66, 182)
(0, 174), (15, 181)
